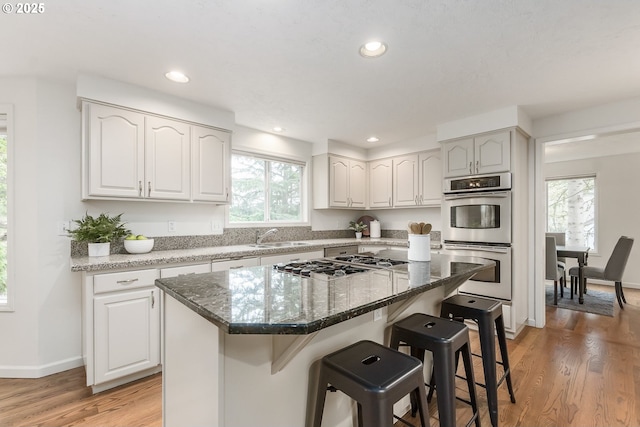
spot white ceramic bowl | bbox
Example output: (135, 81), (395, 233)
(124, 239), (154, 254)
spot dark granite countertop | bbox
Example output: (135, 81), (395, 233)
(155, 250), (493, 335)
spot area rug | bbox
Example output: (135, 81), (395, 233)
(545, 285), (614, 317)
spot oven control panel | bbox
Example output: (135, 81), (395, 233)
(444, 172), (511, 193)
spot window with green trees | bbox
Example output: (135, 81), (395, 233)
(230, 153), (303, 223)
(546, 175), (596, 251)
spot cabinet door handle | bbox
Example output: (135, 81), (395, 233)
(229, 265), (244, 269)
(290, 258), (300, 262)
(151, 290), (155, 309)
(116, 278), (139, 285)
(148, 181), (151, 197)
(419, 195), (423, 205)
(388, 197), (392, 206)
(475, 160), (479, 173)
(469, 162), (473, 174)
(138, 181), (143, 197)
(226, 188), (229, 201)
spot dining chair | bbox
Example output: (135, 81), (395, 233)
(569, 236), (634, 309)
(546, 235), (566, 305)
(546, 232), (567, 289)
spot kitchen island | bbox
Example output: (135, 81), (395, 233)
(154, 250), (493, 427)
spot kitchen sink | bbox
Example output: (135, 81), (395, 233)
(249, 241), (312, 248)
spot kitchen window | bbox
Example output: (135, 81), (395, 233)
(546, 175), (597, 251)
(229, 152), (304, 224)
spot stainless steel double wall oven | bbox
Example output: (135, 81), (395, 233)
(442, 172), (513, 300)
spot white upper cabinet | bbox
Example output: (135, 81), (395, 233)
(82, 100), (231, 203)
(392, 149), (442, 207)
(368, 159), (393, 208)
(191, 125), (230, 203)
(442, 130), (510, 177)
(474, 131), (511, 175)
(418, 150), (442, 206)
(145, 116), (191, 200)
(313, 154), (366, 209)
(442, 138), (474, 178)
(347, 159), (367, 208)
(86, 102), (145, 198)
(393, 155), (419, 207)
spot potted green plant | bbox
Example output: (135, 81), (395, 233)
(348, 220), (367, 239)
(67, 212), (130, 256)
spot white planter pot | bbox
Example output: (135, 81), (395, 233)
(355, 232), (363, 239)
(88, 242), (110, 257)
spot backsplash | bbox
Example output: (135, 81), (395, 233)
(70, 227), (440, 257)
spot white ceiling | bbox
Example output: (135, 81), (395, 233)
(4, 0), (640, 147)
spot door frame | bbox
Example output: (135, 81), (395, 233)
(532, 121), (640, 327)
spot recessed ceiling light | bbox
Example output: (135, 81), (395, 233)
(272, 126), (285, 132)
(367, 136), (380, 143)
(359, 40), (387, 58)
(165, 71), (190, 83)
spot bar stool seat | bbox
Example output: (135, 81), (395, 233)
(390, 313), (480, 427)
(440, 295), (516, 427)
(311, 340), (430, 427)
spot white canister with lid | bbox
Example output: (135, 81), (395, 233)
(369, 220), (381, 238)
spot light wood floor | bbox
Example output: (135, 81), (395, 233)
(1, 284), (638, 427)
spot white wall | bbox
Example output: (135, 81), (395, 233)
(545, 152), (640, 287)
(363, 208), (441, 234)
(0, 78), (41, 374)
(0, 78), (83, 377)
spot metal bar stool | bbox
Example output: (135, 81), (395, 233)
(390, 313), (480, 427)
(440, 295), (516, 427)
(311, 340), (430, 427)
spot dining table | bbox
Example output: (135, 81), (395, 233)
(557, 245), (590, 304)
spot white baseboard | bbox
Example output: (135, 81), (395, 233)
(0, 356), (84, 378)
(582, 278), (640, 289)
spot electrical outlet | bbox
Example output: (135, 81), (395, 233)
(168, 221), (176, 232)
(56, 221), (70, 236)
(373, 308), (383, 322)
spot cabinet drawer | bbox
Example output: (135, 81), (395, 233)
(94, 269), (159, 294)
(160, 263), (211, 278)
(212, 257), (259, 271)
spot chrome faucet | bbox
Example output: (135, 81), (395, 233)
(256, 228), (278, 244)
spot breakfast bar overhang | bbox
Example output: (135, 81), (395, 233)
(155, 251), (494, 427)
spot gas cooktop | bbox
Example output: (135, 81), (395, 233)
(332, 255), (409, 267)
(273, 260), (370, 278)
(273, 255), (409, 280)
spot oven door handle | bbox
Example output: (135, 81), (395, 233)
(444, 191), (510, 201)
(444, 244), (509, 254)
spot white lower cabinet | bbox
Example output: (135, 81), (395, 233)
(212, 257), (259, 271)
(85, 268), (161, 393)
(260, 250), (324, 265)
(93, 287), (160, 385)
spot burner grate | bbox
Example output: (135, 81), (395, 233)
(274, 261), (369, 278)
(334, 255), (408, 267)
